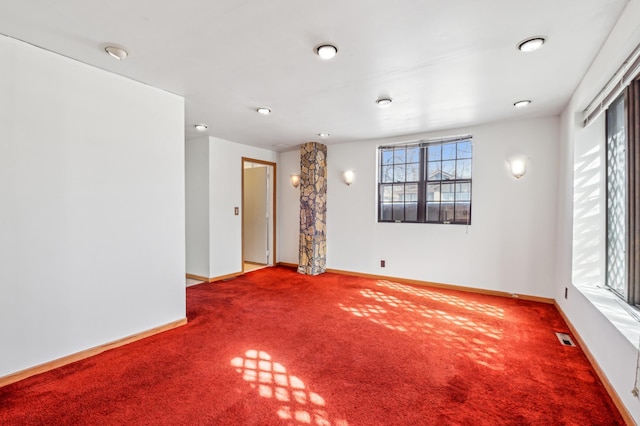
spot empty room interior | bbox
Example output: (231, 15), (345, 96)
(2, 0), (640, 424)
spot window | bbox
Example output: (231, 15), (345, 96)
(605, 94), (626, 299)
(605, 78), (640, 306)
(378, 136), (472, 224)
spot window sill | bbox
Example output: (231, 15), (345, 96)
(574, 283), (640, 349)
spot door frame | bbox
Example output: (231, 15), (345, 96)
(241, 157), (277, 271)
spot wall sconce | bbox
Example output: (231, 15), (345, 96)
(342, 170), (355, 186)
(508, 155), (528, 179)
(290, 174), (300, 188)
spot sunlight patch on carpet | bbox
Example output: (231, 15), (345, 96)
(338, 287), (506, 371)
(376, 280), (505, 319)
(231, 350), (348, 425)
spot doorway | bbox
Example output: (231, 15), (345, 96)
(242, 158), (276, 272)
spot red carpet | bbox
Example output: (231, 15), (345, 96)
(0, 267), (624, 425)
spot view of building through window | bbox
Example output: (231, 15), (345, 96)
(378, 137), (472, 224)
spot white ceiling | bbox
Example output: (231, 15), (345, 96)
(0, 0), (628, 151)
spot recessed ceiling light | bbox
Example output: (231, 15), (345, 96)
(318, 133), (330, 138)
(517, 37), (546, 52)
(194, 124), (208, 131)
(257, 108), (272, 115)
(104, 46), (128, 60)
(376, 98), (393, 107)
(514, 100), (532, 108)
(316, 44), (338, 60)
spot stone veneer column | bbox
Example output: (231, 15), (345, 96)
(298, 142), (327, 275)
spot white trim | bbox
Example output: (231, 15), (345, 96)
(575, 283), (640, 350)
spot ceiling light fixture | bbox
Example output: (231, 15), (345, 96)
(318, 133), (330, 138)
(257, 108), (272, 115)
(195, 124), (208, 131)
(513, 100), (532, 108)
(272, 143), (290, 149)
(104, 46), (128, 60)
(316, 44), (338, 60)
(517, 37), (546, 52)
(376, 98), (393, 107)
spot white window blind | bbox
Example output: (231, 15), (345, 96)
(583, 43), (640, 127)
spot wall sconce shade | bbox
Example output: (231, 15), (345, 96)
(342, 170), (355, 186)
(508, 155), (528, 179)
(290, 174), (300, 188)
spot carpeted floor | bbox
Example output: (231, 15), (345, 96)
(0, 267), (624, 425)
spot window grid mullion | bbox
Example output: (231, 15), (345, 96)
(378, 140), (472, 224)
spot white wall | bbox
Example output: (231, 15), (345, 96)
(279, 117), (559, 298)
(555, 0), (640, 421)
(209, 138), (276, 277)
(185, 136), (277, 279)
(0, 36), (186, 377)
(185, 137), (210, 278)
(278, 150), (302, 263)
(571, 114), (606, 287)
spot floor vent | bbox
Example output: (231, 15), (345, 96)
(555, 332), (576, 347)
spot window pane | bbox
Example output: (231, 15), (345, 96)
(406, 163), (419, 181)
(378, 138), (472, 225)
(442, 143), (456, 160)
(427, 183), (440, 201)
(440, 203), (454, 223)
(393, 147), (406, 164)
(428, 144), (441, 161)
(380, 185), (393, 202)
(427, 162), (442, 181)
(407, 146), (420, 163)
(381, 149), (393, 165)
(381, 203), (392, 221)
(426, 203), (440, 222)
(393, 204), (405, 221)
(405, 202), (418, 221)
(606, 94), (627, 298)
(454, 202), (471, 224)
(457, 140), (472, 159)
(441, 183), (454, 201)
(405, 184), (418, 201)
(441, 160), (455, 180)
(456, 183), (471, 201)
(392, 184), (405, 201)
(456, 159), (472, 179)
(381, 165), (393, 183)
(393, 164), (405, 182)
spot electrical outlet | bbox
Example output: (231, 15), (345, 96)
(380, 260), (385, 268)
(564, 287), (568, 299)
(234, 207), (239, 215)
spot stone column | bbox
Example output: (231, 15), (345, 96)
(298, 142), (327, 275)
